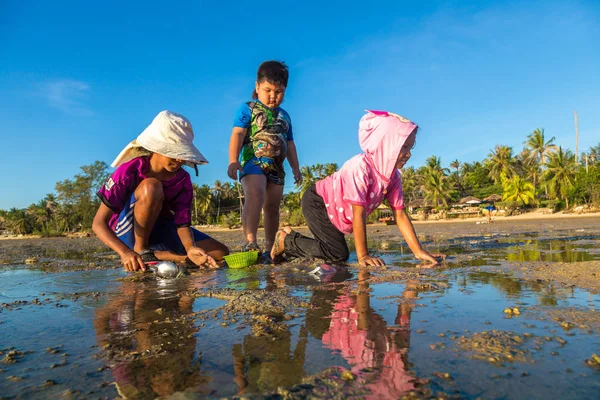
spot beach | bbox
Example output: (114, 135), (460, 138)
(1, 214), (599, 398)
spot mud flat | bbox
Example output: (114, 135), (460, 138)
(0, 216), (599, 398)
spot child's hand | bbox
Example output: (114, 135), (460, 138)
(121, 250), (146, 272)
(293, 169), (303, 185)
(415, 251), (445, 266)
(187, 248), (219, 269)
(227, 161), (243, 180)
(358, 254), (385, 267)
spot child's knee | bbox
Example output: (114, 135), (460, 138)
(136, 178), (164, 203)
(243, 187), (265, 204)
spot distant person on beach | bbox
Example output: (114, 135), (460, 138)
(271, 110), (443, 266)
(227, 61), (302, 256)
(93, 111), (228, 272)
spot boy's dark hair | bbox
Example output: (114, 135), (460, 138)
(252, 60), (289, 99)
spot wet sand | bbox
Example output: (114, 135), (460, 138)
(1, 215), (599, 291)
(1, 215), (599, 398)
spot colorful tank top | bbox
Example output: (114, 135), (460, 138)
(240, 101), (292, 185)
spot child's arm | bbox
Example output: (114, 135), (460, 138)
(352, 204), (385, 266)
(176, 226), (218, 268)
(92, 203), (146, 272)
(393, 208), (444, 265)
(287, 140), (302, 185)
(228, 127), (246, 180)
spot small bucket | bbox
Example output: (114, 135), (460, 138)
(224, 251), (259, 269)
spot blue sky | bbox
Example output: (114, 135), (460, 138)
(1, 0), (599, 209)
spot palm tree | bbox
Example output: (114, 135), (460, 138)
(400, 166), (419, 202)
(501, 173), (535, 205)
(424, 156), (444, 174)
(449, 159), (463, 194)
(486, 145), (516, 183)
(423, 169), (452, 207)
(581, 143), (600, 165)
(298, 166), (316, 195)
(543, 147), (577, 208)
(5, 208), (30, 235)
(193, 184), (213, 224)
(324, 163), (338, 177)
(523, 128), (557, 194)
(212, 180), (225, 222)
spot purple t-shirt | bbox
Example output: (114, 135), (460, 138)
(97, 156), (193, 230)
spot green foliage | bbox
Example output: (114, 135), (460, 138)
(501, 172), (535, 205)
(569, 163), (600, 205)
(220, 212), (240, 229)
(297, 163), (338, 195)
(288, 208), (306, 226)
(3, 141), (600, 235)
(543, 147), (577, 208)
(539, 199), (564, 211)
(422, 165), (452, 207)
(366, 210), (380, 224)
(55, 161), (110, 230)
(486, 145), (517, 183)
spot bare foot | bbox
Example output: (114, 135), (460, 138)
(270, 229), (287, 261)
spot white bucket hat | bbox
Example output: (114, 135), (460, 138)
(111, 110), (208, 169)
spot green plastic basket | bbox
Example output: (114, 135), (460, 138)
(224, 251), (259, 269)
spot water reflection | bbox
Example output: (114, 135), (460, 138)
(466, 271), (575, 303)
(93, 278), (214, 398)
(505, 239), (598, 262)
(231, 325), (308, 394)
(315, 269), (419, 398)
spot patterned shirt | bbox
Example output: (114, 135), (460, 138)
(233, 100), (293, 184)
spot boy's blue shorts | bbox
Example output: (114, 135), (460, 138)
(239, 156), (285, 186)
(114, 193), (211, 255)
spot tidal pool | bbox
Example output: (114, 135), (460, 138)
(1, 229), (599, 399)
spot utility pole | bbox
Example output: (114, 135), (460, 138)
(574, 110), (579, 163)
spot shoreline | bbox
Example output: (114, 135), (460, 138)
(1, 211), (599, 240)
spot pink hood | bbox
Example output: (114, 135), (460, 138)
(359, 110), (417, 183)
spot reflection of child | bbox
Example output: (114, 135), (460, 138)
(272, 110), (443, 266)
(93, 281), (212, 398)
(321, 271), (417, 398)
(227, 61), (302, 254)
(93, 111), (229, 271)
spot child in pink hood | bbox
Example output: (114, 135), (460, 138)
(271, 110), (443, 266)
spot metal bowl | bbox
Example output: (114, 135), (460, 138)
(150, 261), (181, 279)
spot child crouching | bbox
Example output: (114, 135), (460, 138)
(271, 110), (443, 266)
(93, 111), (229, 271)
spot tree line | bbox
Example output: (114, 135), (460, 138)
(1, 130), (599, 235)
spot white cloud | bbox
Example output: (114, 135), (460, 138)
(37, 79), (94, 115)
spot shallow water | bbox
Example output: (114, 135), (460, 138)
(1, 234), (599, 399)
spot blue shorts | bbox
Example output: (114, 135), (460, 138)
(239, 156), (285, 186)
(114, 193), (211, 255)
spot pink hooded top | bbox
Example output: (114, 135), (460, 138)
(315, 110), (417, 234)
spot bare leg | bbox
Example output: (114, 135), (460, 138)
(241, 174), (267, 245)
(195, 237), (229, 260)
(155, 238), (229, 263)
(132, 178), (164, 253)
(262, 182), (284, 252)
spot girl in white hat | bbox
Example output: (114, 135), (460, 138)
(93, 111), (229, 272)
